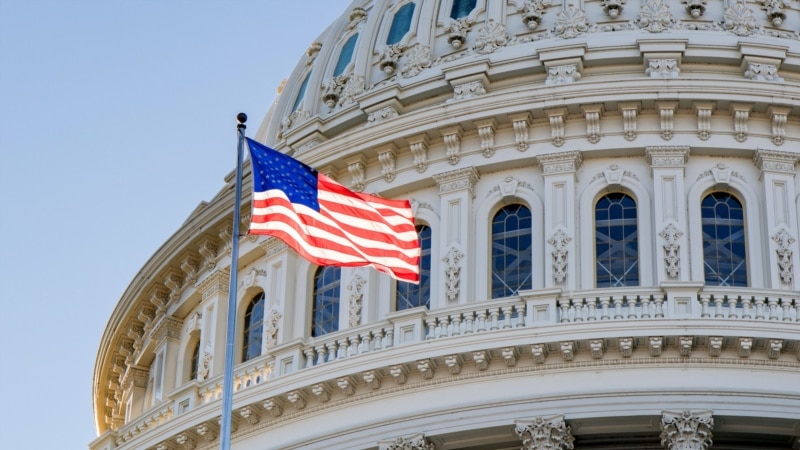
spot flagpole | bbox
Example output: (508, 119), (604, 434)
(220, 112), (247, 450)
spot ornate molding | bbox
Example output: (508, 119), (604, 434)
(694, 102), (714, 141)
(646, 58), (680, 78)
(366, 105), (399, 126)
(582, 104), (602, 144)
(475, 19), (509, 54)
(377, 146), (398, 182)
(660, 223), (684, 278)
(744, 62), (783, 82)
(753, 148), (799, 174)
(548, 228), (571, 284)
(476, 118), (497, 157)
(443, 246), (464, 303)
(545, 108), (567, 147)
(638, 0), (673, 32)
(657, 101), (677, 140)
(509, 112), (533, 151)
(546, 63), (581, 85)
(768, 106), (790, 146)
(408, 135), (429, 173)
(150, 316), (183, 346)
(619, 102), (639, 141)
(771, 228), (796, 284)
(453, 79), (487, 100)
(723, 1), (759, 36)
(520, 0), (551, 30)
(401, 44), (431, 78)
(348, 274), (366, 327)
(554, 5), (588, 38)
(731, 103), (751, 142)
(346, 155), (367, 192)
(660, 410), (714, 450)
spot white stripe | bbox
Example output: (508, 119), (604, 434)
(318, 189), (414, 222)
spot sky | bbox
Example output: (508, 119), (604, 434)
(0, 1), (350, 448)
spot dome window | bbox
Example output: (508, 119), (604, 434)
(386, 3), (415, 45)
(595, 193), (640, 288)
(291, 72), (312, 112)
(312, 266), (341, 337)
(396, 225), (431, 311)
(450, 0), (477, 19)
(189, 340), (200, 381)
(701, 192), (747, 286)
(491, 204), (533, 298)
(242, 292), (265, 362)
(333, 34), (358, 77)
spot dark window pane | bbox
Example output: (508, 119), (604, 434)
(450, 0), (477, 19)
(396, 225), (432, 311)
(242, 292), (265, 362)
(491, 204), (533, 298)
(702, 192), (747, 286)
(312, 267), (341, 337)
(291, 72), (311, 112)
(387, 3), (415, 45)
(333, 34), (358, 77)
(595, 193), (639, 287)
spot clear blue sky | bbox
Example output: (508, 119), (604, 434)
(0, 1), (349, 448)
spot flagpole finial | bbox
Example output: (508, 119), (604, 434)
(237, 112), (247, 129)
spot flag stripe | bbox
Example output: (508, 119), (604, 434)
(246, 138), (420, 283)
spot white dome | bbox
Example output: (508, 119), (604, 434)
(94, 1), (800, 449)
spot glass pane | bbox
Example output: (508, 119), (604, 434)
(491, 204), (533, 298)
(387, 3), (415, 45)
(595, 193), (639, 287)
(242, 292), (265, 362)
(396, 225), (431, 311)
(702, 192), (747, 286)
(291, 72), (311, 112)
(450, 0), (477, 19)
(312, 266), (341, 337)
(333, 34), (358, 77)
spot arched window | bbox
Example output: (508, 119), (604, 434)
(396, 224), (431, 310)
(312, 266), (341, 337)
(491, 204), (533, 298)
(333, 34), (358, 77)
(291, 72), (312, 112)
(387, 3), (415, 45)
(702, 192), (747, 286)
(242, 292), (265, 362)
(450, 0), (477, 19)
(189, 339), (200, 381)
(595, 193), (639, 287)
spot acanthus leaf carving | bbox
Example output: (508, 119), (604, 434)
(554, 5), (589, 38)
(772, 228), (795, 284)
(515, 416), (575, 450)
(660, 410), (714, 450)
(638, 0), (673, 32)
(660, 223), (683, 278)
(723, 1), (759, 36)
(443, 246), (464, 303)
(475, 19), (509, 54)
(548, 228), (571, 284)
(348, 274), (367, 327)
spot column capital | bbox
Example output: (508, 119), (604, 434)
(660, 410), (714, 450)
(377, 432), (434, 450)
(537, 151), (583, 175)
(646, 146), (690, 167)
(196, 269), (230, 301)
(432, 166), (480, 195)
(515, 415), (575, 450)
(753, 148), (799, 174)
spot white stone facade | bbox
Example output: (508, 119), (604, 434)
(92, 1), (800, 449)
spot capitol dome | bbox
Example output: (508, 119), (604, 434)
(92, 1), (800, 449)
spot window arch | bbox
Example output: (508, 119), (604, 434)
(333, 34), (358, 77)
(491, 204), (533, 298)
(312, 266), (341, 337)
(242, 292), (265, 362)
(387, 3), (415, 45)
(189, 339), (200, 381)
(701, 192), (747, 286)
(595, 193), (639, 287)
(396, 224), (431, 310)
(291, 71), (312, 112)
(450, 0), (477, 19)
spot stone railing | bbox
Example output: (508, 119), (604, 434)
(131, 284), (797, 443)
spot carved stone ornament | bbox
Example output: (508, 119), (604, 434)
(731, 104), (751, 143)
(453, 80), (487, 100)
(475, 19), (508, 54)
(660, 223), (683, 278)
(367, 106), (400, 127)
(378, 148), (397, 182)
(660, 410), (714, 450)
(378, 44), (404, 75)
(723, 1), (759, 36)
(446, 17), (473, 48)
(682, 0), (707, 18)
(443, 246), (464, 303)
(401, 44), (432, 78)
(602, 0), (625, 18)
(772, 228), (795, 284)
(348, 274), (367, 327)
(408, 135), (429, 173)
(546, 64), (581, 86)
(264, 309), (282, 349)
(761, 0), (787, 26)
(347, 157), (366, 192)
(377, 432), (435, 450)
(515, 416), (575, 450)
(646, 58), (680, 78)
(554, 5), (589, 38)
(638, 0), (673, 33)
(744, 62), (783, 82)
(548, 228), (571, 284)
(442, 126), (463, 165)
(520, 0), (551, 29)
(695, 103), (713, 141)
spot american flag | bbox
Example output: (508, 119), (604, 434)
(246, 138), (421, 283)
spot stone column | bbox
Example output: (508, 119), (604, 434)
(120, 366), (148, 420)
(432, 167), (480, 306)
(515, 415), (575, 450)
(377, 432), (435, 450)
(538, 151), (582, 290)
(647, 146), (690, 283)
(150, 316), (183, 401)
(660, 410), (714, 450)
(754, 149), (800, 290)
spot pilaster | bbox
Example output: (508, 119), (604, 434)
(647, 146), (690, 282)
(150, 316), (183, 399)
(195, 270), (229, 377)
(432, 167), (480, 306)
(753, 149), (800, 289)
(538, 151), (582, 290)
